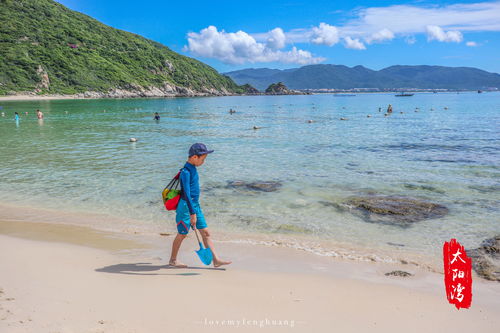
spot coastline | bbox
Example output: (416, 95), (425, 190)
(0, 90), (494, 101)
(1, 215), (500, 332)
(0, 93), (232, 101)
(0, 201), (441, 272)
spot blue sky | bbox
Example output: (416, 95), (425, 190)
(56, 0), (500, 73)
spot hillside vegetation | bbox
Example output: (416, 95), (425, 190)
(0, 0), (242, 96)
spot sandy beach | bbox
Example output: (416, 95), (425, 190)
(1, 216), (499, 333)
(0, 95), (91, 101)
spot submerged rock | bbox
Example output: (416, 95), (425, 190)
(227, 180), (282, 192)
(275, 224), (312, 234)
(403, 183), (445, 194)
(344, 195), (448, 227)
(318, 201), (350, 213)
(467, 235), (500, 282)
(385, 270), (413, 277)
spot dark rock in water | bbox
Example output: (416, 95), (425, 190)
(241, 83), (260, 95)
(387, 242), (405, 247)
(318, 201), (349, 213)
(275, 224), (312, 234)
(385, 270), (413, 277)
(265, 82), (302, 95)
(467, 235), (500, 281)
(403, 183), (445, 194)
(344, 195), (449, 227)
(468, 184), (500, 194)
(227, 180), (282, 192)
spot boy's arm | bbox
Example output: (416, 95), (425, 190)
(180, 169), (196, 215)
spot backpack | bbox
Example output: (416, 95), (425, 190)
(162, 169), (182, 210)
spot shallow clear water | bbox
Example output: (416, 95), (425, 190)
(0, 93), (499, 261)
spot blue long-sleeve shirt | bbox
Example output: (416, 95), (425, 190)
(180, 161), (200, 215)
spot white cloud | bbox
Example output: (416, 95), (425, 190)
(342, 2), (500, 36)
(343, 37), (366, 50)
(365, 28), (395, 43)
(255, 2), (500, 49)
(185, 26), (324, 65)
(426, 25), (463, 42)
(266, 28), (286, 50)
(311, 23), (340, 46)
(405, 36), (417, 45)
(185, 1), (500, 63)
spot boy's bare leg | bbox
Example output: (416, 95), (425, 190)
(169, 233), (188, 267)
(198, 228), (232, 267)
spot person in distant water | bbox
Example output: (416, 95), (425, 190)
(36, 109), (44, 119)
(387, 104), (393, 113)
(168, 143), (232, 268)
(154, 112), (160, 121)
(14, 112), (20, 121)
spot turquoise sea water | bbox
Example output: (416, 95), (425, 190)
(0, 93), (499, 262)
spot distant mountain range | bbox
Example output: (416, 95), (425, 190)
(225, 65), (500, 91)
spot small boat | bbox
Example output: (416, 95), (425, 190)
(395, 93), (414, 97)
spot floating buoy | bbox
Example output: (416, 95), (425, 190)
(129, 138), (138, 142)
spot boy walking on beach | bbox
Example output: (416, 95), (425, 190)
(169, 143), (232, 268)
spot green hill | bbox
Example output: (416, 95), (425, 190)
(0, 0), (242, 96)
(226, 64), (500, 90)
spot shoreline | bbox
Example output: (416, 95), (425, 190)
(1, 90), (494, 101)
(0, 201), (440, 272)
(1, 217), (500, 332)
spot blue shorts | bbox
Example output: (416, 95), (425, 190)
(175, 199), (207, 234)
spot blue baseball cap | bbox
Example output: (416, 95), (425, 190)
(189, 143), (214, 157)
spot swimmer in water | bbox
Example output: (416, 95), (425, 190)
(14, 112), (20, 121)
(36, 109), (44, 119)
(154, 112), (160, 121)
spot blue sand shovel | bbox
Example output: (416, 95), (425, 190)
(193, 227), (213, 265)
